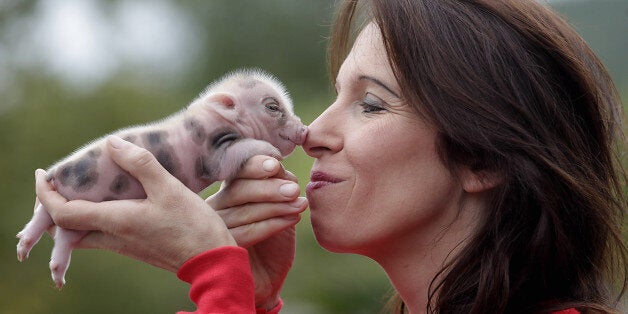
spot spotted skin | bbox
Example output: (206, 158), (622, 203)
(195, 156), (213, 179)
(143, 131), (181, 176)
(87, 148), (102, 158)
(102, 195), (117, 202)
(109, 173), (130, 195)
(17, 68), (308, 290)
(123, 135), (137, 143)
(55, 157), (99, 193)
(184, 117), (207, 145)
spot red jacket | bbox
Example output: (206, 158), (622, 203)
(177, 246), (280, 314)
(176, 246), (580, 314)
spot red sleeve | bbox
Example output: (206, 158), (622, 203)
(176, 246), (283, 314)
(553, 309), (580, 314)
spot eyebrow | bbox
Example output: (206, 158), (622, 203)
(358, 75), (400, 98)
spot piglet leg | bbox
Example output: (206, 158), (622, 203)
(50, 228), (87, 290)
(17, 203), (54, 261)
(215, 138), (282, 181)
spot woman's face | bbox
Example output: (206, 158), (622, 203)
(304, 23), (465, 257)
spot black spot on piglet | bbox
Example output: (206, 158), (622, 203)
(72, 158), (99, 192)
(53, 156), (99, 193)
(123, 135), (137, 143)
(145, 131), (163, 146)
(57, 165), (72, 186)
(195, 155), (214, 179)
(102, 195), (117, 202)
(109, 174), (130, 194)
(141, 129), (181, 176)
(184, 118), (207, 145)
(155, 149), (176, 175)
(88, 148), (102, 158)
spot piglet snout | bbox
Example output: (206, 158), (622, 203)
(292, 126), (308, 145)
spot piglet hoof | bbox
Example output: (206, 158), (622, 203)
(49, 260), (68, 290)
(16, 232), (35, 262)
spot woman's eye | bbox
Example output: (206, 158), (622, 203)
(360, 103), (383, 113)
(360, 94), (386, 114)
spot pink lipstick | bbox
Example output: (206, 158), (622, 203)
(306, 171), (343, 193)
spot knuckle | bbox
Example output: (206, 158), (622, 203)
(132, 148), (157, 170)
(112, 222), (133, 237)
(223, 178), (244, 192)
(236, 208), (255, 224)
(239, 223), (258, 240)
(159, 187), (189, 210)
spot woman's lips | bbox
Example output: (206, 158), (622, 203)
(306, 171), (344, 193)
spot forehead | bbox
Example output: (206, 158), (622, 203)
(337, 23), (396, 86)
(207, 70), (294, 111)
(221, 78), (277, 96)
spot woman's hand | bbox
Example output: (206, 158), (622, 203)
(36, 135), (237, 272)
(207, 155), (308, 310)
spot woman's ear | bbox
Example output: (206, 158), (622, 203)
(460, 167), (503, 193)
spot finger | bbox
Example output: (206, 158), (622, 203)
(105, 135), (177, 196)
(280, 169), (298, 182)
(208, 178), (301, 210)
(218, 197), (307, 229)
(230, 214), (301, 248)
(74, 231), (119, 251)
(35, 169), (70, 211)
(236, 155), (281, 179)
(51, 200), (143, 233)
(233, 155), (298, 182)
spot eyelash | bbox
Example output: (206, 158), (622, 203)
(359, 94), (386, 114)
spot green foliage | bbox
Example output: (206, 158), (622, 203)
(1, 1), (626, 313)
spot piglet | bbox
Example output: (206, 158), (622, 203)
(16, 69), (308, 289)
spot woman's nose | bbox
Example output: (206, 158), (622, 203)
(303, 103), (343, 158)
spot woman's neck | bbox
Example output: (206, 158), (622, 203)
(370, 193), (484, 313)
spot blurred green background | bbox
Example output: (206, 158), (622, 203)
(1, 1), (626, 313)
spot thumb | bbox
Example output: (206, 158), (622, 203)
(106, 135), (173, 196)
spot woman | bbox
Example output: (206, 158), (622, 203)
(35, 0), (626, 313)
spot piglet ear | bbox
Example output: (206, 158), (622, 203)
(208, 92), (236, 109)
(207, 92), (238, 120)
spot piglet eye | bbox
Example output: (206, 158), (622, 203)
(263, 97), (282, 113)
(265, 102), (280, 111)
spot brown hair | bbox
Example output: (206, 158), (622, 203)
(329, 0), (627, 313)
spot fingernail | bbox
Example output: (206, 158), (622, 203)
(279, 183), (299, 197)
(289, 197), (307, 209)
(107, 135), (127, 149)
(262, 158), (278, 172)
